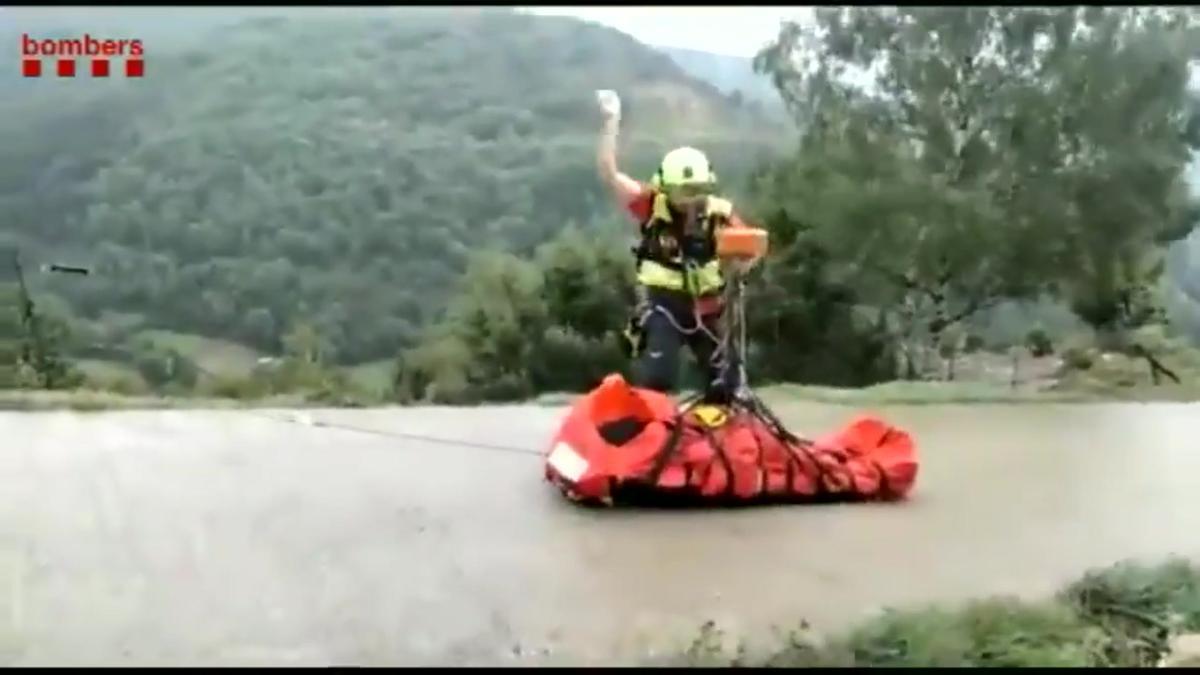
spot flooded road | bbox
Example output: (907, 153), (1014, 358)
(2, 401), (1199, 665)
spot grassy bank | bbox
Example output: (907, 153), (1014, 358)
(6, 374), (1200, 412)
(764, 379), (1200, 406)
(669, 557), (1200, 668)
(0, 381), (1111, 412)
(9, 334), (1200, 411)
(0, 389), (317, 412)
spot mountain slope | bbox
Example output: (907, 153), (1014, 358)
(659, 46), (782, 110)
(1, 9), (782, 364)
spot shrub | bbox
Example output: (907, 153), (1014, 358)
(1026, 328), (1054, 357)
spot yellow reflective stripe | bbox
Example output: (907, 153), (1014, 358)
(637, 259), (724, 295)
(638, 192), (731, 296)
(651, 191), (672, 222)
(637, 260), (685, 290)
(692, 261), (724, 294)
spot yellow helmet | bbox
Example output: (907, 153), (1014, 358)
(651, 146), (717, 191)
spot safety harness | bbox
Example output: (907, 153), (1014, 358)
(620, 251), (877, 506)
(624, 191), (734, 354)
(632, 192), (732, 297)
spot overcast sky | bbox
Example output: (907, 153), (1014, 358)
(520, 6), (811, 58)
(0, 6), (809, 58)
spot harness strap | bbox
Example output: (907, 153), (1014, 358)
(636, 193), (723, 280)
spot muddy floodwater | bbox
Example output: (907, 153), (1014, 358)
(1, 401), (1199, 665)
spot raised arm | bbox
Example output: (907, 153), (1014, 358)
(595, 90), (643, 208)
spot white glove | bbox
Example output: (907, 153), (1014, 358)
(596, 89), (621, 123)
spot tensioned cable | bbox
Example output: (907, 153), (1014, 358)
(245, 409), (545, 457)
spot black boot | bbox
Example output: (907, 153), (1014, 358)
(701, 377), (732, 405)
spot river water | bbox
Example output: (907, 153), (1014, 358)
(1, 401), (1198, 665)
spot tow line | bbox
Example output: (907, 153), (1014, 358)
(245, 410), (544, 457)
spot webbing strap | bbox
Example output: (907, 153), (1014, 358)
(644, 392), (704, 486)
(640, 393), (856, 499)
(698, 423), (737, 498)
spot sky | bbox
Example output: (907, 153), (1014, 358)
(520, 6), (812, 58)
(0, 6), (810, 59)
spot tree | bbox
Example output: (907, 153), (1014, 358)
(742, 207), (895, 386)
(1033, 9), (1200, 340)
(753, 7), (1200, 376)
(0, 284), (25, 387)
(3, 257), (83, 390)
(282, 320), (326, 365)
(134, 344), (199, 391)
(242, 307), (278, 350)
(0, 10), (780, 367)
(1165, 227), (1200, 344)
(534, 223), (635, 341)
(397, 223), (637, 402)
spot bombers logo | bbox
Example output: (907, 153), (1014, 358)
(20, 33), (145, 78)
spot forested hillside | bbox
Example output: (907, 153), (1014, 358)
(7, 7), (1199, 405)
(1, 8), (779, 365)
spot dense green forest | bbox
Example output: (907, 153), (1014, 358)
(0, 8), (779, 371)
(4, 7), (1200, 404)
(398, 6), (1200, 402)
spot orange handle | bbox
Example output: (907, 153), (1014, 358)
(716, 227), (768, 260)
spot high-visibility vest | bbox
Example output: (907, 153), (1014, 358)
(634, 192), (733, 297)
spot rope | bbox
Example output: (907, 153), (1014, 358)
(640, 303), (723, 350)
(635, 258), (730, 378)
(235, 258), (751, 468)
(244, 410), (544, 457)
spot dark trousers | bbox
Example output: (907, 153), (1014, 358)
(629, 288), (735, 399)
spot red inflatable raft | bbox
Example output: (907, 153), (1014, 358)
(544, 226), (919, 506)
(544, 374), (918, 506)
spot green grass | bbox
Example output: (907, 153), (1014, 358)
(74, 358), (141, 382)
(1047, 332), (1200, 402)
(0, 388), (312, 412)
(532, 379), (1154, 409)
(761, 381), (1095, 405)
(342, 359), (395, 396)
(72, 358), (150, 396)
(7, 329), (1200, 410)
(5, 371), (1197, 412)
(135, 329), (264, 376)
(667, 557), (1200, 668)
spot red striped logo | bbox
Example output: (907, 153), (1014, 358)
(20, 33), (144, 78)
